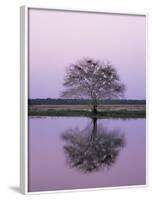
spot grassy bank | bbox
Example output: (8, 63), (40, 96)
(28, 109), (146, 118)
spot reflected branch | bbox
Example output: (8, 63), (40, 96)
(61, 118), (125, 173)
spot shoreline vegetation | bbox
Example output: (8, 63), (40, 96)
(29, 109), (146, 118)
(28, 100), (146, 118)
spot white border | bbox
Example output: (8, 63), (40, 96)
(20, 6), (28, 194)
(20, 5), (148, 195)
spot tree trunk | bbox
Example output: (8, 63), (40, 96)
(92, 104), (97, 114)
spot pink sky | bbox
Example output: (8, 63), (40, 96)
(28, 8), (146, 99)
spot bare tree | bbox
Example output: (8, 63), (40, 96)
(61, 58), (125, 114)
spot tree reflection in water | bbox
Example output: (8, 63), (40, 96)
(61, 118), (125, 173)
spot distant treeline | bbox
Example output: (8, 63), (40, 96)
(28, 98), (146, 105)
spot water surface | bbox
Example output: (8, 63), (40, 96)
(28, 117), (146, 192)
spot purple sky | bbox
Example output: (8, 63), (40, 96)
(28, 8), (146, 99)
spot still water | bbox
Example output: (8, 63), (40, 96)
(28, 117), (146, 192)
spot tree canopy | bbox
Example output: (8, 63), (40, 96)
(61, 58), (125, 113)
(61, 58), (125, 100)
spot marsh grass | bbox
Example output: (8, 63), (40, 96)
(28, 109), (146, 118)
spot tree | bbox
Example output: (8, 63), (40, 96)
(61, 58), (125, 114)
(61, 118), (125, 172)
